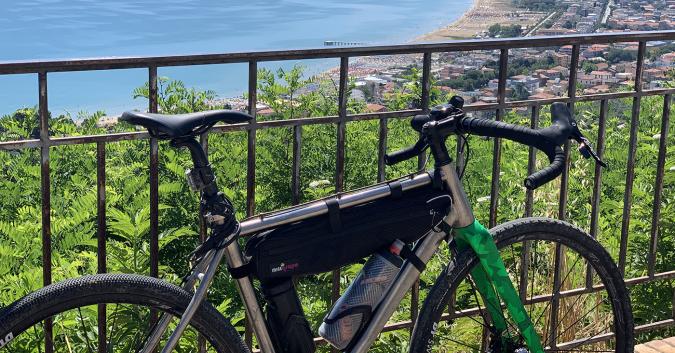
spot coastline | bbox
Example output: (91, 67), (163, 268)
(415, 0), (547, 41)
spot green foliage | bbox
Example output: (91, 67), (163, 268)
(582, 61), (598, 74)
(513, 0), (557, 11)
(440, 69), (496, 91)
(487, 24), (523, 38)
(606, 48), (637, 64)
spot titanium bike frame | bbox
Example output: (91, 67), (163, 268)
(145, 133), (545, 353)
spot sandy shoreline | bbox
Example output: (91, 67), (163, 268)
(415, 0), (547, 41)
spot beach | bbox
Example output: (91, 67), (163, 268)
(415, 0), (547, 40)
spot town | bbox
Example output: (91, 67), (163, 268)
(215, 0), (675, 120)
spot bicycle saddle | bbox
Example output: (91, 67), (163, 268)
(121, 110), (252, 139)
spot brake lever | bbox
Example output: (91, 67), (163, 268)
(569, 119), (608, 168)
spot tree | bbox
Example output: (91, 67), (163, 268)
(582, 61), (598, 74)
(488, 24), (502, 37)
(511, 82), (531, 100)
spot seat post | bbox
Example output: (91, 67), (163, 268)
(170, 137), (210, 168)
(170, 137), (219, 197)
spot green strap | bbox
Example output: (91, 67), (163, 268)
(454, 220), (544, 353)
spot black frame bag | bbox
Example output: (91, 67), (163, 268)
(245, 180), (449, 281)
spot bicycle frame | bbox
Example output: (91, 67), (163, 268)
(146, 142), (544, 353)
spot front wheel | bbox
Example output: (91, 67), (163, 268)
(0, 273), (249, 353)
(410, 217), (633, 353)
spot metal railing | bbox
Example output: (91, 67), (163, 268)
(1, 30), (674, 352)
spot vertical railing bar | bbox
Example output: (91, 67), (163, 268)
(619, 40), (646, 274)
(489, 48), (508, 228)
(519, 104), (538, 300)
(148, 66), (159, 280)
(558, 44), (580, 221)
(411, 53), (431, 329)
(197, 132), (208, 353)
(331, 57), (349, 350)
(147, 66), (160, 343)
(38, 71), (53, 353)
(548, 243), (564, 348)
(245, 60), (258, 350)
(524, 105), (539, 218)
(420, 52), (432, 112)
(586, 99), (608, 289)
(96, 142), (107, 353)
(377, 117), (388, 182)
(199, 133), (209, 243)
(336, 56), (348, 194)
(550, 44), (579, 348)
(247, 60), (258, 219)
(647, 93), (670, 276)
(292, 125), (302, 205)
(417, 52), (432, 169)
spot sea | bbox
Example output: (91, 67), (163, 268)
(0, 0), (472, 116)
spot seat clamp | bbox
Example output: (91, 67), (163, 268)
(186, 166), (216, 192)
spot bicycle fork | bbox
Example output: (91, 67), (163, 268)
(443, 163), (544, 353)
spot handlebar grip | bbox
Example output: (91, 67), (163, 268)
(524, 146), (565, 190)
(384, 138), (427, 165)
(384, 145), (420, 165)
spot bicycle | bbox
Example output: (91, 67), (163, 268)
(0, 96), (632, 353)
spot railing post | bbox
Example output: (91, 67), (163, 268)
(519, 105), (539, 300)
(198, 133), (208, 353)
(292, 125), (302, 205)
(244, 60), (259, 350)
(247, 60), (258, 218)
(619, 40), (646, 275)
(647, 93), (670, 276)
(148, 66), (159, 279)
(377, 117), (388, 182)
(96, 142), (107, 353)
(38, 70), (53, 353)
(586, 99), (608, 288)
(489, 48), (508, 228)
(559, 44), (580, 221)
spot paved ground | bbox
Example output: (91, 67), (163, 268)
(635, 337), (675, 353)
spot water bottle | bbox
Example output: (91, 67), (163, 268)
(318, 246), (403, 350)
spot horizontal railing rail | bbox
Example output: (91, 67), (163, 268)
(0, 30), (673, 352)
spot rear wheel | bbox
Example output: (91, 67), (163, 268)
(410, 217), (633, 353)
(0, 273), (248, 353)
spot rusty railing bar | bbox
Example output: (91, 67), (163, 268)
(489, 48), (508, 228)
(197, 133), (208, 353)
(5, 88), (675, 152)
(586, 99), (608, 289)
(336, 56), (348, 194)
(619, 40), (646, 275)
(647, 93), (670, 276)
(292, 125), (302, 205)
(246, 60), (257, 219)
(519, 105), (539, 300)
(330, 56), (349, 318)
(149, 66), (160, 279)
(96, 141), (107, 353)
(410, 52), (432, 329)
(549, 42), (580, 349)
(2, 31), (675, 75)
(38, 70), (54, 353)
(199, 132), (209, 242)
(377, 117), (388, 182)
(558, 44), (580, 221)
(244, 60), (258, 349)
